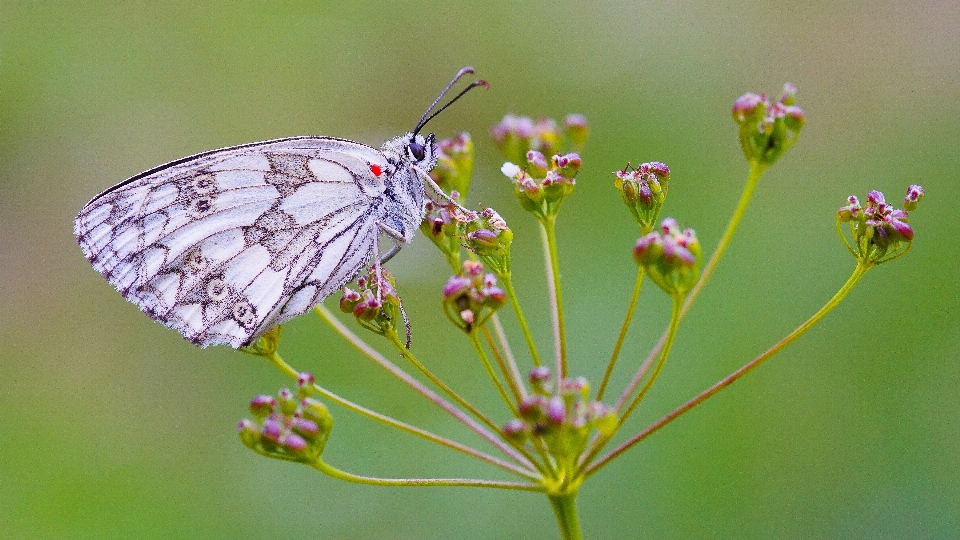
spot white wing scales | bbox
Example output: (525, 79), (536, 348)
(75, 137), (392, 348)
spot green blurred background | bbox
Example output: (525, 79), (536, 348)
(2, 2), (958, 538)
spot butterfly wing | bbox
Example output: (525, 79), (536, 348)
(75, 136), (391, 348)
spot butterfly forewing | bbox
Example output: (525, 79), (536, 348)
(75, 136), (393, 348)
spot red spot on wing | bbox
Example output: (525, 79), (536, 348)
(370, 164), (383, 177)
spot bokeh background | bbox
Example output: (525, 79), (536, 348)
(2, 2), (958, 538)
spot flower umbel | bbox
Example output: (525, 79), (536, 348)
(837, 186), (922, 265)
(501, 151), (582, 221)
(614, 162), (671, 234)
(238, 374), (333, 464)
(633, 218), (702, 298)
(733, 83), (805, 168)
(442, 261), (507, 333)
(339, 269), (402, 336)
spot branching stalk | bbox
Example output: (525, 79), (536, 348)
(585, 261), (871, 477)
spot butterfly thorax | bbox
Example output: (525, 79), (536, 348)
(378, 132), (436, 242)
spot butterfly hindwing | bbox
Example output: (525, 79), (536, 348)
(75, 137), (392, 347)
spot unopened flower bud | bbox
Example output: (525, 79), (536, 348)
(339, 288), (362, 313)
(281, 433), (308, 454)
(533, 118), (561, 156)
(526, 150), (549, 177)
(249, 395), (276, 419)
(560, 377), (589, 400)
(261, 416), (283, 442)
(352, 297), (381, 322)
(237, 419), (261, 448)
(553, 153), (582, 177)
(545, 396), (567, 425)
(502, 419), (531, 442)
(904, 185), (924, 211)
(297, 372), (315, 388)
(519, 395), (546, 422)
(290, 417), (321, 441)
(442, 276), (472, 299)
(300, 398), (334, 433)
(466, 228), (500, 254)
(277, 388), (298, 416)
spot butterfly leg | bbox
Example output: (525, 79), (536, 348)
(374, 220), (412, 348)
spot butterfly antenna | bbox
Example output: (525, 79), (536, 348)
(413, 67), (489, 135)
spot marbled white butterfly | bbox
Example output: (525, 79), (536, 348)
(75, 67), (486, 348)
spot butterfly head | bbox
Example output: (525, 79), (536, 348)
(384, 132), (438, 172)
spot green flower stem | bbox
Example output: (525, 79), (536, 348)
(311, 459), (544, 492)
(540, 217), (568, 378)
(315, 306), (536, 471)
(548, 492), (583, 540)
(385, 329), (499, 431)
(585, 261), (872, 478)
(618, 294), (684, 422)
(596, 266), (646, 401)
(469, 332), (519, 416)
(500, 273), (544, 367)
(574, 294), (683, 478)
(624, 162), (767, 407)
(262, 350), (536, 480)
(482, 324), (526, 404)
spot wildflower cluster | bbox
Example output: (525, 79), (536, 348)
(838, 185), (923, 265)
(442, 260), (507, 333)
(339, 269), (402, 336)
(429, 132), (474, 198)
(238, 373), (333, 464)
(504, 367), (617, 469)
(614, 161), (671, 233)
(732, 83), (805, 168)
(633, 217), (702, 298)
(501, 151), (582, 221)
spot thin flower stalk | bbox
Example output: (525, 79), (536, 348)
(586, 261), (872, 478)
(260, 350), (536, 479)
(624, 161), (765, 407)
(499, 274), (544, 367)
(310, 459), (545, 492)
(596, 266), (645, 400)
(482, 323), (526, 404)
(468, 331), (519, 416)
(315, 305), (535, 470)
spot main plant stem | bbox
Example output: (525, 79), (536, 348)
(548, 492), (583, 540)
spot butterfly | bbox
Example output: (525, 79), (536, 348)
(75, 67), (486, 348)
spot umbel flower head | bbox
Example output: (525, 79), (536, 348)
(503, 367), (617, 463)
(837, 185), (923, 265)
(501, 151), (582, 221)
(338, 269), (402, 335)
(462, 208), (513, 277)
(633, 217), (701, 298)
(238, 373), (334, 464)
(614, 161), (671, 234)
(732, 83), (805, 168)
(442, 260), (507, 333)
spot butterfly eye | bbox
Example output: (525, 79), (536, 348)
(408, 141), (426, 161)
